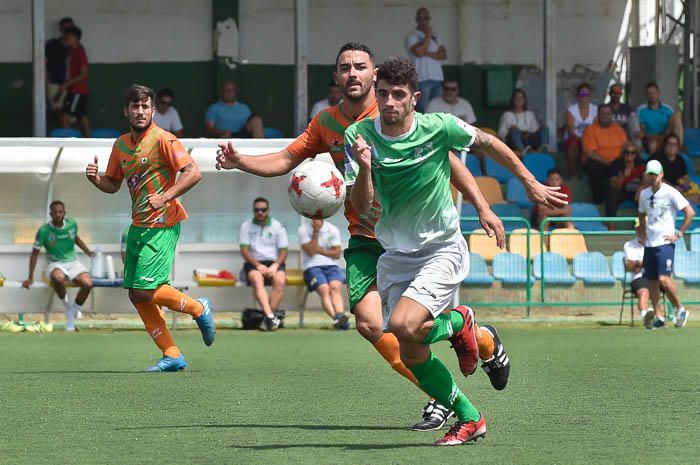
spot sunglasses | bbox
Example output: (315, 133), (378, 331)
(253, 208), (268, 213)
(416, 15), (430, 20)
(443, 87), (458, 92)
(624, 150), (638, 155)
(578, 92), (590, 97)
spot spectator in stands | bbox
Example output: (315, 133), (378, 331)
(298, 219), (349, 330)
(534, 169), (573, 230)
(582, 104), (628, 204)
(57, 26), (90, 137)
(21, 200), (94, 331)
(638, 159), (694, 329)
(425, 79), (477, 124)
(563, 83), (597, 178)
(497, 89), (548, 156)
(205, 81), (264, 138)
(636, 82), (684, 154)
(405, 6), (446, 113)
(606, 142), (645, 218)
(607, 83), (633, 134)
(153, 88), (184, 137)
(651, 133), (700, 204)
(309, 81), (342, 120)
(623, 218), (651, 322)
(239, 197), (288, 331)
(45, 17), (74, 113)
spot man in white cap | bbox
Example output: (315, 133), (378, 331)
(638, 159), (695, 329)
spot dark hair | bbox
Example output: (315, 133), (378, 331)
(253, 197), (269, 207)
(609, 83), (623, 93)
(59, 17), (74, 27)
(49, 200), (65, 210)
(645, 81), (659, 91)
(598, 103), (612, 113)
(547, 168), (562, 178)
(576, 82), (591, 93)
(377, 57), (418, 93)
(508, 89), (528, 111)
(64, 25), (82, 40)
(124, 84), (155, 107)
(335, 42), (375, 66)
(157, 88), (175, 99)
(662, 132), (680, 148)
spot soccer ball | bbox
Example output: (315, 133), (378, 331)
(288, 160), (346, 219)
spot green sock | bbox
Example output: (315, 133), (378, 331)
(409, 352), (480, 422)
(422, 310), (464, 344)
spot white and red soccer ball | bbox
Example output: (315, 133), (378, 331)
(288, 160), (346, 219)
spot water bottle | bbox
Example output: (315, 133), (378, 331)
(105, 255), (116, 280)
(91, 247), (106, 278)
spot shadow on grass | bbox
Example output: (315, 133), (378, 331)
(229, 442), (439, 451)
(117, 423), (407, 432)
(11, 370), (141, 374)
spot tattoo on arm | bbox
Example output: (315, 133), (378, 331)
(179, 163), (194, 173)
(473, 128), (495, 150)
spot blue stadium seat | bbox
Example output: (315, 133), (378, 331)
(263, 127), (284, 138)
(618, 200), (636, 209)
(611, 251), (630, 282)
(533, 252), (576, 285)
(493, 252), (531, 284)
(690, 228), (700, 251)
(523, 153), (556, 183)
(684, 128), (700, 158)
(49, 128), (81, 138)
(460, 204), (481, 232)
(91, 128), (121, 138)
(675, 235), (688, 253)
(506, 177), (534, 209)
(676, 203), (699, 229)
(463, 252), (494, 285)
(680, 152), (695, 175)
(573, 252), (616, 284)
(485, 157), (514, 183)
(674, 250), (700, 283)
(570, 202), (606, 231)
(490, 203), (526, 232)
(465, 154), (482, 176)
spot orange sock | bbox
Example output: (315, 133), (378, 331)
(475, 323), (495, 360)
(373, 333), (420, 387)
(134, 302), (180, 358)
(152, 284), (203, 318)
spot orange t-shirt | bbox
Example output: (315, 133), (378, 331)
(287, 101), (379, 238)
(106, 124), (193, 228)
(581, 122), (628, 162)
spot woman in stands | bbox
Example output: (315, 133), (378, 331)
(605, 142), (646, 218)
(650, 133), (700, 204)
(497, 89), (548, 157)
(563, 83), (597, 178)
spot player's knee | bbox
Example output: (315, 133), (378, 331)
(247, 272), (264, 285)
(273, 272), (286, 287)
(355, 318), (383, 342)
(128, 288), (152, 304)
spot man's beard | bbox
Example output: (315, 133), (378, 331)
(130, 119), (151, 133)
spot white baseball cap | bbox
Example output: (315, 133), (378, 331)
(645, 159), (663, 175)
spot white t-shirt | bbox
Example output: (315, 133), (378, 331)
(425, 97), (476, 124)
(239, 217), (289, 262)
(638, 183), (690, 247)
(623, 238), (645, 280)
(566, 103), (597, 138)
(497, 110), (540, 139)
(309, 99), (330, 120)
(405, 29), (444, 82)
(154, 106), (183, 133)
(298, 221), (342, 270)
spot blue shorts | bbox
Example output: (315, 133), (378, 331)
(643, 244), (675, 280)
(303, 265), (345, 292)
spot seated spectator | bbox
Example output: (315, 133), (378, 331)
(205, 81), (264, 138)
(239, 197), (288, 331)
(425, 79), (476, 124)
(623, 218), (651, 321)
(606, 142), (645, 218)
(636, 82), (684, 154)
(21, 200), (94, 331)
(298, 219), (349, 330)
(563, 83), (597, 178)
(497, 89), (548, 156)
(533, 169), (573, 230)
(582, 104), (628, 204)
(310, 81), (342, 120)
(651, 133), (700, 204)
(153, 88), (184, 137)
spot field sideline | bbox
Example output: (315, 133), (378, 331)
(1, 325), (699, 465)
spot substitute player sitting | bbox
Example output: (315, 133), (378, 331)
(22, 200), (94, 331)
(623, 219), (651, 322)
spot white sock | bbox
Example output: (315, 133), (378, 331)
(676, 307), (685, 313)
(73, 302), (83, 318)
(65, 308), (75, 329)
(60, 295), (71, 311)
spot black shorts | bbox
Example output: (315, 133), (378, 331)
(230, 114), (258, 138)
(62, 93), (88, 117)
(630, 277), (650, 294)
(243, 260), (286, 286)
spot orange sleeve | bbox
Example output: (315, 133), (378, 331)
(285, 116), (328, 159)
(581, 126), (597, 153)
(161, 134), (193, 172)
(105, 141), (124, 181)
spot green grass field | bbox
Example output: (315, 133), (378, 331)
(2, 324), (699, 465)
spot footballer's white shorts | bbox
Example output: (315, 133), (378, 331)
(46, 260), (89, 281)
(377, 233), (469, 324)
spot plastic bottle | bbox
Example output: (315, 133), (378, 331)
(91, 247), (106, 278)
(105, 255), (116, 280)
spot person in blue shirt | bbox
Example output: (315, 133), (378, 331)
(636, 82), (683, 154)
(205, 81), (264, 138)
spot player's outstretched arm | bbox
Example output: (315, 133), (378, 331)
(86, 156), (122, 194)
(472, 128), (568, 209)
(216, 142), (302, 177)
(348, 135), (374, 215)
(449, 152), (505, 248)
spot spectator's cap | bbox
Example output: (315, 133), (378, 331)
(645, 160), (663, 175)
(634, 218), (640, 229)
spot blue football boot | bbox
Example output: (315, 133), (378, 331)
(194, 297), (216, 346)
(144, 354), (187, 372)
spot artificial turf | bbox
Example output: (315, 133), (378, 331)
(1, 324), (698, 465)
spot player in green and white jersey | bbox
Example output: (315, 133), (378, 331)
(346, 57), (566, 446)
(22, 200), (95, 331)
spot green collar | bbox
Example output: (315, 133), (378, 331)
(252, 217), (272, 226)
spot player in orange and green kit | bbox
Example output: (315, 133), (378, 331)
(215, 43), (510, 430)
(85, 84), (215, 372)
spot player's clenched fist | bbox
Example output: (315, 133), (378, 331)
(351, 134), (372, 171)
(215, 141), (241, 170)
(85, 156), (100, 184)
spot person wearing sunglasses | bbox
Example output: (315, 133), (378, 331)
(650, 133), (700, 204)
(638, 159), (695, 329)
(425, 80), (476, 125)
(405, 7), (446, 113)
(563, 83), (597, 178)
(239, 197), (288, 331)
(606, 142), (645, 218)
(153, 88), (184, 137)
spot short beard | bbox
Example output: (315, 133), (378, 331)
(130, 120), (151, 133)
(343, 87), (370, 103)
